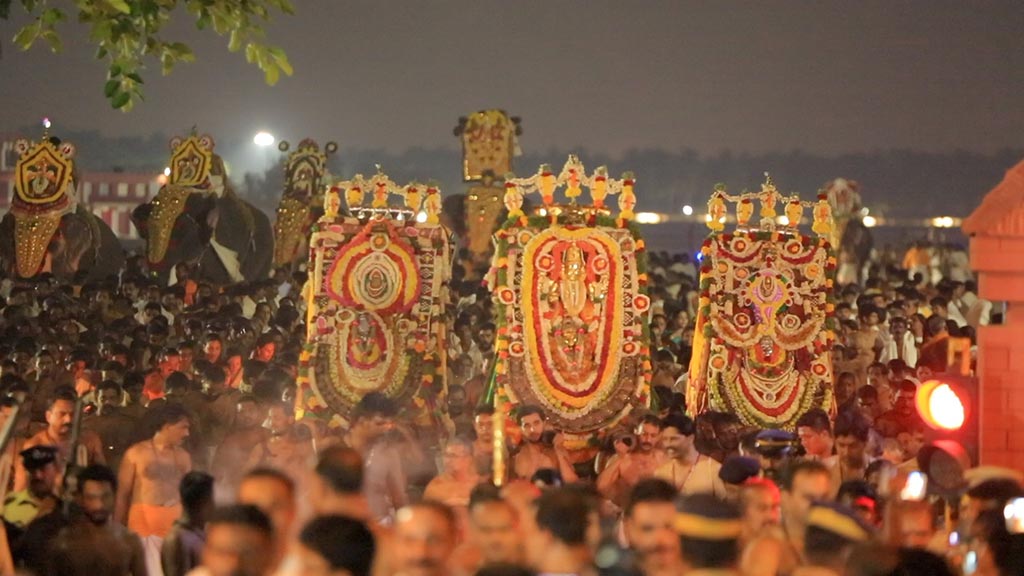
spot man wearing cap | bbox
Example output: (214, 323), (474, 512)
(675, 493), (744, 575)
(960, 466), (1024, 529)
(3, 446), (60, 531)
(792, 502), (873, 576)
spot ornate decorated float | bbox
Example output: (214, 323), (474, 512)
(486, 156), (652, 447)
(298, 168), (453, 435)
(453, 110), (522, 270)
(687, 176), (837, 430)
(272, 139), (337, 271)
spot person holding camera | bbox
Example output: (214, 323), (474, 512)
(596, 415), (663, 509)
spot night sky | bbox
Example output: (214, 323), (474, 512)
(2, 1), (1023, 157)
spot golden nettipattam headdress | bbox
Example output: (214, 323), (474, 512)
(455, 109), (521, 182)
(167, 134), (215, 187)
(705, 173), (833, 236)
(279, 138), (337, 197)
(13, 123), (76, 211)
(503, 155), (637, 221)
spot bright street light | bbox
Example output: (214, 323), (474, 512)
(682, 205), (694, 216)
(253, 131), (276, 147)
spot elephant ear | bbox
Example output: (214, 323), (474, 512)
(131, 203), (153, 239)
(186, 193), (218, 245)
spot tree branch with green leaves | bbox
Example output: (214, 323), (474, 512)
(2, 0), (294, 111)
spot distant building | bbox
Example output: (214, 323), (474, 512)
(0, 135), (162, 239)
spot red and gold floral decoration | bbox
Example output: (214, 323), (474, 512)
(273, 139), (338, 268)
(11, 122), (78, 278)
(486, 156), (651, 447)
(687, 175), (837, 430)
(297, 168), (452, 433)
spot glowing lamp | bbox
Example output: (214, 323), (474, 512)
(253, 131), (276, 147)
(682, 205), (694, 216)
(916, 379), (969, 431)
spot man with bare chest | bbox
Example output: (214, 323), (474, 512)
(15, 386), (105, 492)
(597, 416), (663, 509)
(51, 464), (147, 576)
(115, 403), (192, 547)
(212, 395), (267, 497)
(246, 402), (314, 475)
(511, 405), (578, 483)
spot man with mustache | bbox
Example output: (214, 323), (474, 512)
(14, 386), (105, 492)
(2, 446), (60, 532)
(597, 415), (663, 509)
(50, 465), (147, 576)
(654, 413), (726, 498)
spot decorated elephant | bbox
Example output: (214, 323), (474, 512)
(0, 132), (125, 281)
(823, 178), (874, 284)
(272, 138), (337, 271)
(131, 133), (274, 286)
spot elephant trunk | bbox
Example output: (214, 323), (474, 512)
(13, 214), (61, 278)
(273, 198), (311, 268)
(147, 186), (192, 265)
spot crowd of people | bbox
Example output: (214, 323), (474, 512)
(0, 238), (1017, 576)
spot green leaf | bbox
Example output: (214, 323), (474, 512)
(39, 29), (62, 52)
(40, 7), (65, 25)
(95, 46), (107, 59)
(228, 29), (241, 52)
(0, 0), (12, 20)
(105, 0), (131, 14)
(160, 52), (173, 75)
(104, 79), (119, 97)
(109, 63), (122, 76)
(264, 64), (279, 86)
(268, 47), (292, 76)
(111, 91), (130, 109)
(13, 22), (40, 50)
(126, 72), (143, 84)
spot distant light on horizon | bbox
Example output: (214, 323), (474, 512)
(635, 212), (662, 224)
(863, 215), (878, 227)
(682, 205), (693, 216)
(931, 216), (957, 228)
(253, 131), (276, 147)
